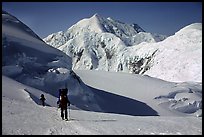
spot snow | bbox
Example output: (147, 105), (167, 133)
(143, 23), (202, 82)
(43, 14), (201, 83)
(74, 70), (202, 117)
(2, 10), (202, 135)
(2, 16), (68, 55)
(2, 10), (72, 95)
(2, 65), (23, 76)
(43, 13), (166, 72)
(2, 70), (202, 135)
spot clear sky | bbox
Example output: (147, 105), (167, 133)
(2, 2), (202, 39)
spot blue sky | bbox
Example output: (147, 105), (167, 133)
(2, 2), (202, 39)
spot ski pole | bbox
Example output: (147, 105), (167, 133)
(68, 105), (70, 120)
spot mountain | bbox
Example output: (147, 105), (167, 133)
(2, 10), (105, 111)
(43, 14), (166, 71)
(44, 13), (166, 48)
(2, 11), (202, 135)
(43, 14), (201, 82)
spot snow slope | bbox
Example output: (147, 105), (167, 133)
(1, 10), (103, 113)
(118, 23), (202, 82)
(43, 14), (201, 83)
(2, 10), (72, 95)
(143, 23), (202, 82)
(2, 70), (202, 135)
(75, 70), (202, 117)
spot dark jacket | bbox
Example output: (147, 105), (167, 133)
(40, 94), (46, 106)
(40, 94), (46, 101)
(59, 94), (70, 109)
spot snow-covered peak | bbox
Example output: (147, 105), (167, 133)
(44, 13), (166, 50)
(90, 13), (101, 19)
(70, 13), (104, 33)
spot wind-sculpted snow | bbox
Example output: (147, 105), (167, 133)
(154, 82), (202, 117)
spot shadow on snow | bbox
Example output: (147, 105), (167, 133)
(85, 85), (159, 116)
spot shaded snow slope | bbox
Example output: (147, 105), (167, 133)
(2, 10), (72, 95)
(2, 10), (42, 43)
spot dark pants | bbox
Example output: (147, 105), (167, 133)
(61, 108), (67, 119)
(42, 101), (45, 106)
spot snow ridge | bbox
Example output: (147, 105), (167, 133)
(2, 10), (43, 42)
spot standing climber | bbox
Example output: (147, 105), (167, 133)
(40, 94), (46, 106)
(57, 88), (70, 120)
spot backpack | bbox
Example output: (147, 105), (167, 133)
(59, 94), (70, 108)
(57, 88), (70, 107)
(59, 88), (68, 97)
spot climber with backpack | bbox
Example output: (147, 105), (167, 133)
(57, 88), (70, 121)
